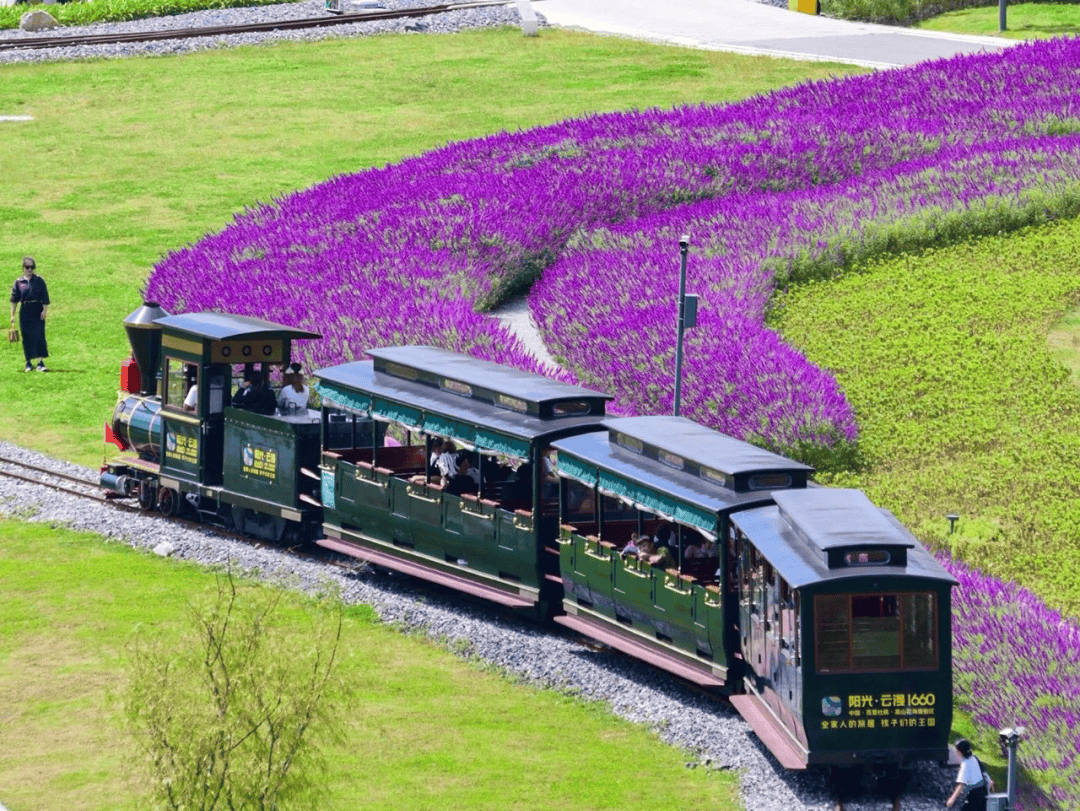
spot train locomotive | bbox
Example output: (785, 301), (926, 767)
(102, 303), (957, 775)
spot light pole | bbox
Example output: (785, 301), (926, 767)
(993, 727), (1025, 810)
(673, 235), (698, 417)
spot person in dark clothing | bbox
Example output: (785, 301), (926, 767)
(232, 370), (276, 415)
(444, 452), (481, 496)
(10, 256), (50, 372)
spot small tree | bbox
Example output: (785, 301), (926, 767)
(125, 571), (346, 811)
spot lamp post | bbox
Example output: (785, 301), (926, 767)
(995, 727), (1025, 810)
(673, 235), (698, 417)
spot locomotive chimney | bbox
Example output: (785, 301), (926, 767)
(123, 301), (170, 396)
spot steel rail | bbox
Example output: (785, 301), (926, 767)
(0, 454), (361, 570)
(0, 0), (519, 51)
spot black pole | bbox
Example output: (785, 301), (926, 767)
(999, 0), (1006, 31)
(674, 235), (689, 416)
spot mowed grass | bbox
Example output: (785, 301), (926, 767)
(0, 519), (738, 810)
(772, 218), (1080, 614)
(916, 2), (1080, 37)
(0, 28), (864, 469)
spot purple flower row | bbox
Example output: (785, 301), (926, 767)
(941, 551), (1080, 810)
(146, 38), (1080, 453)
(529, 133), (1080, 448)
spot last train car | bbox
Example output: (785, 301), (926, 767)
(312, 347), (612, 613)
(728, 488), (956, 769)
(551, 416), (955, 770)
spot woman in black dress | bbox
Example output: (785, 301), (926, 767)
(10, 256), (50, 372)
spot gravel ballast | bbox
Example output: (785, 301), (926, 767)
(0, 0), (539, 63)
(0, 439), (961, 810)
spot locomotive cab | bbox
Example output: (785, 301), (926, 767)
(102, 310), (322, 539)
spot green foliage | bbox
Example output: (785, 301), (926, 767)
(0, 0), (297, 29)
(822, 0), (1080, 27)
(124, 571), (347, 811)
(916, 1), (1080, 37)
(773, 217), (1080, 614)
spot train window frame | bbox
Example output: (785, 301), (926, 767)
(748, 473), (792, 490)
(813, 591), (939, 674)
(552, 400), (593, 417)
(163, 356), (197, 411)
(844, 549), (891, 566)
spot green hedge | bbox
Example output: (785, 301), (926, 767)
(821, 0), (1078, 27)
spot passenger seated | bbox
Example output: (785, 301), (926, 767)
(277, 362), (309, 412)
(435, 440), (459, 483)
(444, 451), (481, 496)
(501, 461), (532, 502)
(428, 439), (445, 478)
(621, 533), (654, 558)
(684, 538), (717, 559)
(232, 371), (276, 416)
(653, 521), (675, 554)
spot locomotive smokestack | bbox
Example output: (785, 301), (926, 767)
(123, 301), (170, 396)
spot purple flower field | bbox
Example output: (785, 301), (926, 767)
(943, 552), (1080, 810)
(145, 38), (1080, 451)
(144, 36), (1080, 806)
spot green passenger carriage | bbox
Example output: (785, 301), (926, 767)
(552, 416), (956, 770)
(312, 347), (611, 613)
(729, 489), (956, 769)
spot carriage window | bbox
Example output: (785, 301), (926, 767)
(553, 401), (592, 417)
(164, 357), (196, 410)
(844, 549), (891, 566)
(815, 592), (937, 673)
(564, 479), (595, 524)
(749, 473), (792, 490)
(902, 593), (937, 669)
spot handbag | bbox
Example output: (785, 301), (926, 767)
(7, 327), (18, 343)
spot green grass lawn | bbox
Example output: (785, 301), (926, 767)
(0, 519), (739, 810)
(0, 28), (864, 469)
(772, 218), (1080, 614)
(916, 2), (1080, 37)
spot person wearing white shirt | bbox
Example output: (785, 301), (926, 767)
(277, 364), (309, 412)
(946, 739), (991, 810)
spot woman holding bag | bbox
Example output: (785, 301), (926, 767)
(10, 256), (50, 372)
(946, 738), (993, 811)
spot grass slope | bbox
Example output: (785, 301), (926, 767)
(915, 3), (1080, 38)
(772, 219), (1080, 614)
(0, 28), (864, 469)
(0, 519), (738, 809)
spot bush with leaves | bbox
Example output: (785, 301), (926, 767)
(124, 572), (347, 811)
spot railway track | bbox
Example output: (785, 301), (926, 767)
(0, 0), (523, 51)
(0, 454), (363, 571)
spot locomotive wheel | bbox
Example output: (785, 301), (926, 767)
(158, 487), (179, 517)
(138, 481), (155, 511)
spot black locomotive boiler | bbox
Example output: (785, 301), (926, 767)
(101, 305), (957, 776)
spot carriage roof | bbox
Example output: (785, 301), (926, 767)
(732, 489), (958, 589)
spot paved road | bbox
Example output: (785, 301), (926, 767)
(538, 0), (1014, 67)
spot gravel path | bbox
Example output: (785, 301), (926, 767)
(0, 0), (538, 63)
(0, 439), (960, 811)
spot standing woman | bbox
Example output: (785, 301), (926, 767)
(946, 738), (992, 810)
(10, 256), (50, 372)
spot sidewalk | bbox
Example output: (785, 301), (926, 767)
(537, 0), (1013, 67)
